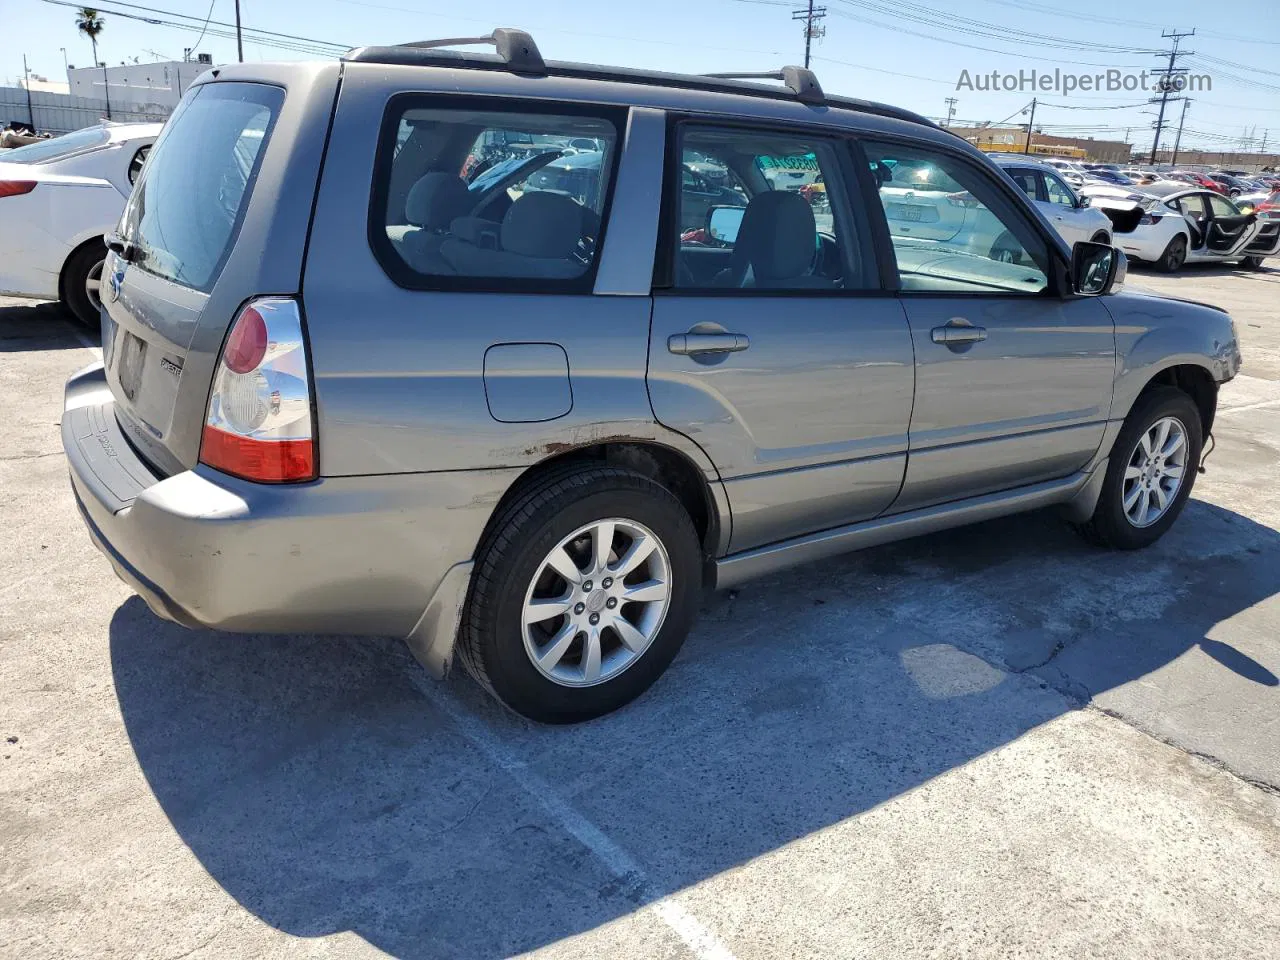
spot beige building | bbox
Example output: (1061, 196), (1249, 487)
(948, 125), (1132, 163)
(1149, 148), (1279, 173)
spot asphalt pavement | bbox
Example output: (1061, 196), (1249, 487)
(2, 264), (1279, 959)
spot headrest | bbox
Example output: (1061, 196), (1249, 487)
(406, 172), (471, 230)
(735, 190), (817, 282)
(450, 216), (501, 249)
(501, 192), (583, 259)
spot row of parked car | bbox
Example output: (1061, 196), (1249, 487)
(1029, 158), (1280, 272)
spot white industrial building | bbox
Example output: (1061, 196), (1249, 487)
(67, 56), (216, 110)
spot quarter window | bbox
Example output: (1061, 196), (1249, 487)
(865, 142), (1050, 294)
(374, 103), (619, 289)
(669, 126), (868, 291)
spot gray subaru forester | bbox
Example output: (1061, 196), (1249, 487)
(62, 30), (1241, 722)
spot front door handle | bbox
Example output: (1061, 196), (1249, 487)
(668, 332), (751, 356)
(931, 319), (987, 346)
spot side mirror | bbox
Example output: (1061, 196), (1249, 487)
(1077, 194), (1091, 208)
(1072, 240), (1126, 296)
(707, 205), (746, 244)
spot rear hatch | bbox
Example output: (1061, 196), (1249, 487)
(103, 81), (285, 476)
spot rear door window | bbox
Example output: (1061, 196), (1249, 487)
(117, 82), (282, 292)
(372, 99), (622, 292)
(668, 125), (872, 291)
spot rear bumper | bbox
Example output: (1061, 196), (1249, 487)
(63, 363), (517, 676)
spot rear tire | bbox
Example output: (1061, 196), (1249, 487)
(1240, 255), (1266, 270)
(459, 465), (702, 723)
(1074, 386), (1203, 550)
(60, 240), (107, 328)
(1156, 234), (1187, 273)
(989, 230), (1021, 264)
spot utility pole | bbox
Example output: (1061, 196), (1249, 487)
(791, 2), (827, 69)
(943, 97), (958, 127)
(1170, 98), (1191, 167)
(22, 54), (35, 129)
(234, 0), (245, 62)
(1023, 98), (1037, 154)
(1149, 28), (1194, 168)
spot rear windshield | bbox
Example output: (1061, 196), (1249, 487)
(2, 125), (109, 164)
(117, 82), (282, 292)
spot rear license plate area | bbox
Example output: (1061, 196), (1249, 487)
(118, 332), (147, 401)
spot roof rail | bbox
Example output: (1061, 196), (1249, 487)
(347, 27), (546, 74)
(702, 67), (824, 106)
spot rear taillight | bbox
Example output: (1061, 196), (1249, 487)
(1139, 213), (1163, 225)
(945, 191), (982, 208)
(199, 297), (316, 483)
(0, 180), (37, 198)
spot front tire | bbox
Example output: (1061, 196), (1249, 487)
(1075, 386), (1203, 550)
(61, 240), (107, 328)
(459, 465), (702, 723)
(1240, 255), (1266, 270)
(1156, 234), (1187, 273)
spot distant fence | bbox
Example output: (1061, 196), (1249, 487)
(0, 86), (170, 135)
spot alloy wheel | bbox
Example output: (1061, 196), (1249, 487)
(85, 259), (105, 312)
(521, 518), (672, 687)
(1122, 416), (1188, 528)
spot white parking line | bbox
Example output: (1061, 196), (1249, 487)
(63, 318), (103, 360)
(413, 679), (739, 960)
(1217, 398), (1280, 416)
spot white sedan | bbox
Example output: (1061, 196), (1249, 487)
(0, 121), (161, 324)
(1111, 185), (1280, 272)
(992, 157), (1114, 248)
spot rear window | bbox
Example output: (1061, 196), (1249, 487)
(2, 125), (109, 164)
(117, 82), (282, 292)
(371, 98), (622, 293)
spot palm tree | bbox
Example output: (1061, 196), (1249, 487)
(75, 7), (111, 120)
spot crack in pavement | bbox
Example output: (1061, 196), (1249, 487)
(0, 450), (63, 463)
(940, 634), (1280, 800)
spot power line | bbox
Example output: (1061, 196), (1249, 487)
(38, 0), (348, 58)
(830, 0), (1159, 56)
(825, 6), (1152, 69)
(187, 0), (217, 55)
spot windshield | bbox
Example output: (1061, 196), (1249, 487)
(466, 152), (559, 193)
(2, 125), (110, 164)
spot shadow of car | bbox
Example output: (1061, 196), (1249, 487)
(108, 499), (1280, 959)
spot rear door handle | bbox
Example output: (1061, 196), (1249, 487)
(668, 333), (751, 355)
(931, 319), (987, 346)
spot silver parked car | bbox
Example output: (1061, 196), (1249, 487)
(64, 30), (1241, 722)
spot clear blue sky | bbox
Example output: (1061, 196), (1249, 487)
(3, 0), (1278, 152)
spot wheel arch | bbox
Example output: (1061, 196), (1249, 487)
(57, 233), (107, 301)
(476, 437), (730, 563)
(1125, 362), (1218, 437)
